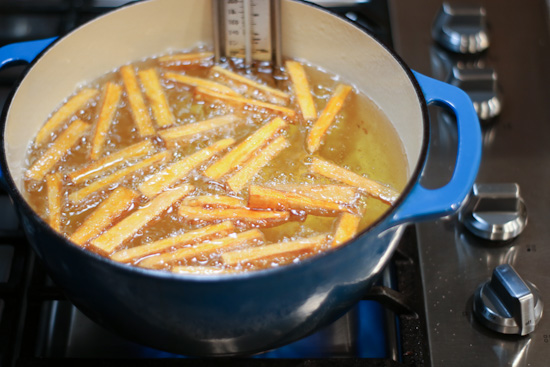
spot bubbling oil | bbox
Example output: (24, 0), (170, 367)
(23, 49), (408, 273)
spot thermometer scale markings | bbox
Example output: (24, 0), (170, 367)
(224, 0), (272, 62)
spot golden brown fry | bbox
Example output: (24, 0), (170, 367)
(35, 88), (98, 146)
(221, 234), (328, 266)
(69, 150), (170, 203)
(90, 82), (123, 160)
(307, 84), (352, 153)
(178, 206), (291, 227)
(164, 72), (240, 96)
(181, 195), (244, 208)
(137, 229), (264, 269)
(171, 266), (236, 275)
(226, 135), (289, 192)
(46, 172), (63, 231)
(68, 140), (155, 184)
(90, 184), (194, 254)
(158, 52), (214, 65)
(286, 61), (317, 120)
(70, 187), (140, 246)
(309, 157), (400, 205)
(120, 65), (155, 136)
(331, 212), (362, 247)
(203, 117), (287, 180)
(158, 114), (240, 143)
(248, 185), (353, 216)
(194, 87), (296, 118)
(138, 138), (234, 198)
(270, 184), (360, 206)
(211, 65), (290, 104)
(138, 68), (175, 127)
(26, 119), (90, 181)
(110, 221), (235, 263)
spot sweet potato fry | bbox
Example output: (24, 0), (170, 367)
(285, 61), (317, 120)
(221, 234), (328, 266)
(194, 87), (296, 118)
(331, 212), (362, 247)
(203, 117), (287, 180)
(68, 140), (155, 184)
(137, 228), (264, 269)
(270, 184), (360, 206)
(138, 68), (175, 127)
(248, 185), (353, 216)
(171, 266), (236, 275)
(90, 82), (123, 160)
(309, 157), (400, 205)
(26, 119), (90, 181)
(68, 150), (170, 203)
(158, 114), (240, 143)
(46, 172), (63, 231)
(181, 195), (244, 209)
(35, 88), (98, 146)
(120, 65), (155, 136)
(164, 72), (240, 96)
(138, 138), (234, 198)
(158, 52), (213, 66)
(178, 206), (290, 227)
(211, 65), (290, 104)
(307, 84), (352, 153)
(90, 184), (194, 254)
(226, 135), (289, 192)
(70, 187), (140, 246)
(110, 221), (235, 263)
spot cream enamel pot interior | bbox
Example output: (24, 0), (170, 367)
(0, 0), (481, 356)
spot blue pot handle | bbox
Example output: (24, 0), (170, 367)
(0, 37), (57, 68)
(390, 71), (482, 225)
(0, 37), (57, 188)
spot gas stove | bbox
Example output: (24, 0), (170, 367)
(0, 0), (549, 366)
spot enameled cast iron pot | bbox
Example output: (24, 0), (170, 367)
(0, 0), (481, 356)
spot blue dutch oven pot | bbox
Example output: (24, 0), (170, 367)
(0, 0), (481, 356)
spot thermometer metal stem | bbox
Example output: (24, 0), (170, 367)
(213, 0), (279, 67)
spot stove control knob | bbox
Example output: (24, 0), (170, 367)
(432, 3), (489, 54)
(448, 66), (501, 120)
(460, 183), (527, 241)
(473, 264), (543, 335)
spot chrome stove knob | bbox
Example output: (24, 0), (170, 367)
(473, 264), (543, 336)
(448, 65), (502, 120)
(460, 183), (527, 241)
(432, 3), (489, 54)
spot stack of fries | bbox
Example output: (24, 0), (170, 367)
(23, 50), (401, 274)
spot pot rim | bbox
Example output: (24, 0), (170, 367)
(0, 0), (430, 282)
